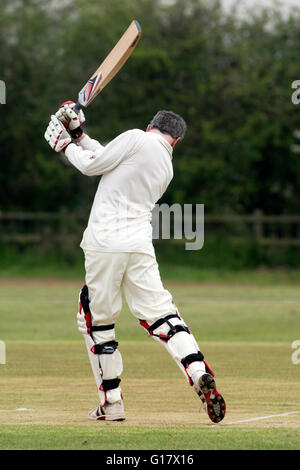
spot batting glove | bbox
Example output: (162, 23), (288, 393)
(44, 115), (72, 152)
(77, 311), (88, 335)
(56, 101), (85, 140)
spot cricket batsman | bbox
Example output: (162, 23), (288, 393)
(44, 104), (226, 423)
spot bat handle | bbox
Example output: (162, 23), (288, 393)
(74, 101), (83, 113)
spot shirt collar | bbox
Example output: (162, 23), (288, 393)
(148, 132), (173, 158)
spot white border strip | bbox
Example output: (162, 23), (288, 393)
(15, 408), (40, 412)
(213, 410), (299, 426)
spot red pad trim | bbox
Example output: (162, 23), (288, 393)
(85, 312), (92, 328)
(176, 310), (182, 320)
(158, 334), (170, 342)
(180, 358), (193, 386)
(139, 320), (151, 333)
(204, 360), (215, 377)
(99, 385), (107, 407)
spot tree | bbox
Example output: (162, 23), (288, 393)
(1, 0), (300, 215)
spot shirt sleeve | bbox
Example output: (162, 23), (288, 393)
(77, 133), (104, 152)
(64, 130), (140, 176)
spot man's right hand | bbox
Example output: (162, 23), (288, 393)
(56, 101), (85, 129)
(56, 101), (86, 139)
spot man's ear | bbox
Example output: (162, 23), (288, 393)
(171, 137), (181, 148)
(146, 124), (151, 132)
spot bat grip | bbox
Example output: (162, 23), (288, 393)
(74, 101), (83, 113)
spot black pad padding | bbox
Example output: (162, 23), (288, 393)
(181, 351), (204, 369)
(93, 341), (118, 355)
(80, 285), (114, 331)
(102, 378), (121, 392)
(171, 325), (190, 335)
(80, 285), (90, 314)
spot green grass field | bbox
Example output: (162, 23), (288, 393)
(0, 276), (300, 449)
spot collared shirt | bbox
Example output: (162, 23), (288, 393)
(65, 129), (174, 257)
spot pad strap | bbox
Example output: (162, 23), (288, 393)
(102, 378), (121, 392)
(157, 324), (190, 343)
(147, 314), (179, 333)
(92, 341), (118, 355)
(91, 324), (115, 332)
(181, 351), (204, 369)
(147, 314), (190, 343)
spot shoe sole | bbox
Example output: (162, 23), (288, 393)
(198, 374), (226, 424)
(95, 416), (125, 422)
(88, 407), (126, 422)
(89, 414), (125, 421)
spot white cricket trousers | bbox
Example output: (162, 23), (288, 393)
(83, 250), (206, 390)
(84, 250), (177, 334)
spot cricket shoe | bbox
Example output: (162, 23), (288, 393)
(194, 373), (226, 424)
(88, 400), (125, 422)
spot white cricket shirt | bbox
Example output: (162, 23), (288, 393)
(65, 129), (174, 257)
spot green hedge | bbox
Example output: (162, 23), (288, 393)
(1, 238), (300, 280)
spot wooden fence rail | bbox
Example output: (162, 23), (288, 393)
(0, 210), (300, 246)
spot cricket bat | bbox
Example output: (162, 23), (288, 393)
(74, 20), (142, 112)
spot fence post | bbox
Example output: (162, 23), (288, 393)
(253, 209), (263, 240)
(0, 341), (6, 364)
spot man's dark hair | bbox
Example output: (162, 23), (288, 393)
(149, 110), (187, 139)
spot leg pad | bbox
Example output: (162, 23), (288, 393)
(79, 285), (115, 335)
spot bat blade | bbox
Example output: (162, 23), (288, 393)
(76, 20), (141, 110)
